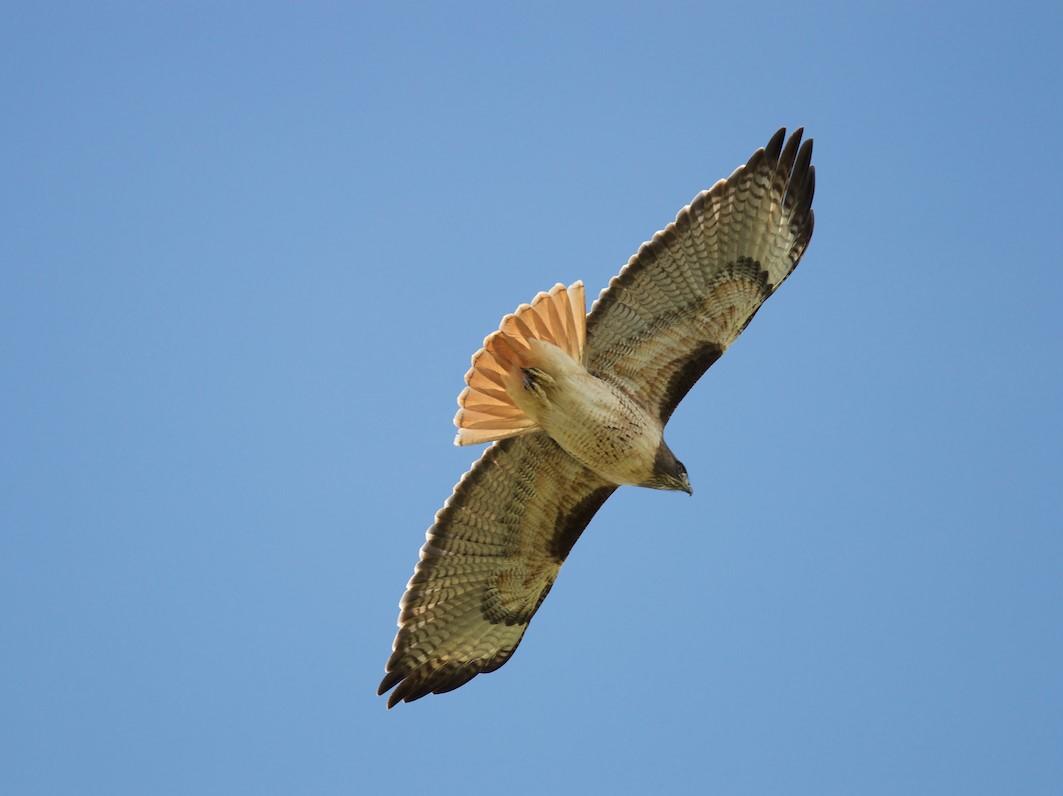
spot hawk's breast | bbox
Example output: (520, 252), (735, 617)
(515, 346), (663, 486)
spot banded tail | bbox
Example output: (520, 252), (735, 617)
(454, 282), (586, 446)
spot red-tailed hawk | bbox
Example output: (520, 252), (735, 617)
(379, 128), (815, 707)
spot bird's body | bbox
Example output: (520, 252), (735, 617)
(379, 128), (816, 707)
(508, 340), (666, 488)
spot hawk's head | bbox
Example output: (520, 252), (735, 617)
(643, 442), (693, 495)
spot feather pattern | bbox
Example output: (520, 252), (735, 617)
(585, 128), (814, 421)
(380, 129), (815, 705)
(379, 433), (614, 707)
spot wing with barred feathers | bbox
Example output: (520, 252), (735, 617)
(585, 128), (815, 422)
(378, 432), (615, 707)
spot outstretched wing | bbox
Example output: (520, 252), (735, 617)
(379, 433), (616, 707)
(585, 128), (815, 422)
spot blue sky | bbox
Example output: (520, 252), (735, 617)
(3, 2), (1061, 794)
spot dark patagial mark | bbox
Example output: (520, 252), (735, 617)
(658, 342), (726, 423)
(549, 485), (617, 564)
(477, 483), (617, 628)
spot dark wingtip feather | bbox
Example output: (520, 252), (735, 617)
(778, 128), (804, 179)
(792, 138), (814, 183)
(395, 665), (450, 705)
(802, 165), (816, 212)
(765, 128), (786, 161)
(380, 659), (495, 707)
(386, 674), (418, 707)
(378, 669), (403, 696)
(785, 138), (815, 213)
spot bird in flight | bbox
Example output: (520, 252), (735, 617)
(379, 128), (816, 707)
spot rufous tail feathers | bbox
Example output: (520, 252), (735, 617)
(454, 281), (586, 446)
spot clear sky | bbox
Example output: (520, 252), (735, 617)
(3, 2), (1061, 794)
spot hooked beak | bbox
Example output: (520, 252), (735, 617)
(680, 473), (693, 496)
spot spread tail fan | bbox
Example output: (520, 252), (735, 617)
(454, 282), (586, 446)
